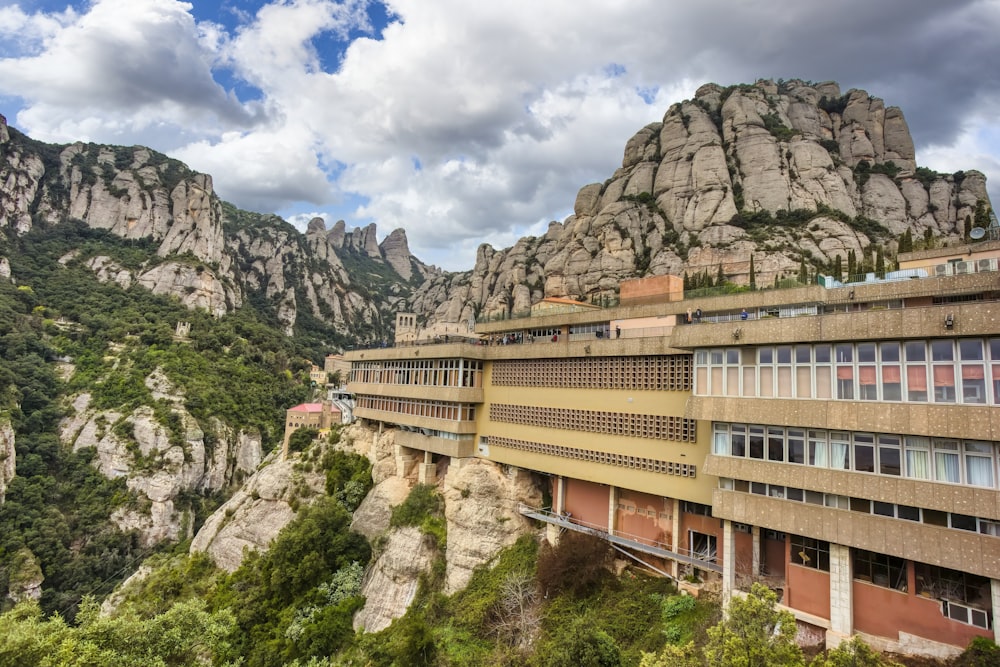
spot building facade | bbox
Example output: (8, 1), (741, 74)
(345, 239), (1000, 657)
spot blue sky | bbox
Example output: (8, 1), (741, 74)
(0, 0), (998, 270)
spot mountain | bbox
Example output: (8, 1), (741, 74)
(412, 79), (991, 325)
(0, 115), (436, 346)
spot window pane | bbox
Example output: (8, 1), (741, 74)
(854, 443), (875, 473)
(881, 342), (900, 363)
(796, 366), (812, 398)
(815, 345), (831, 363)
(815, 365), (832, 399)
(931, 340), (954, 361)
(935, 451), (960, 483)
(788, 431), (805, 464)
(961, 364), (986, 404)
(879, 445), (901, 476)
(959, 339), (984, 360)
(759, 367), (773, 397)
(905, 341), (926, 362)
(768, 428), (785, 462)
(966, 456), (994, 488)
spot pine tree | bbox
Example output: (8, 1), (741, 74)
(899, 229), (913, 253)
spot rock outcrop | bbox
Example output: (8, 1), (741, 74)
(406, 79), (992, 325)
(59, 370), (262, 547)
(0, 418), (14, 505)
(190, 450), (325, 571)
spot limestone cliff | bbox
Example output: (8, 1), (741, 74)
(0, 114), (435, 344)
(346, 423), (543, 631)
(59, 370), (262, 547)
(409, 79), (992, 324)
(0, 418), (14, 505)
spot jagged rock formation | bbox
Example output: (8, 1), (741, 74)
(441, 459), (543, 594)
(352, 527), (435, 632)
(0, 113), (436, 344)
(190, 449), (325, 571)
(410, 79), (992, 324)
(59, 370), (262, 547)
(0, 419), (14, 505)
(345, 423), (544, 630)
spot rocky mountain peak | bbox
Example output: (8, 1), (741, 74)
(409, 78), (992, 326)
(379, 228), (414, 280)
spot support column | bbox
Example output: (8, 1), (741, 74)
(608, 487), (617, 536)
(547, 476), (566, 545)
(671, 498), (681, 579)
(827, 543), (853, 648)
(417, 450), (436, 485)
(721, 520), (736, 607)
(752, 525), (761, 577)
(992, 579), (1000, 644)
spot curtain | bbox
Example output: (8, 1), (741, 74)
(859, 366), (877, 385)
(935, 451), (960, 483)
(966, 456), (994, 487)
(811, 440), (828, 467)
(906, 449), (930, 479)
(907, 365), (927, 390)
(831, 441), (849, 469)
(713, 430), (729, 455)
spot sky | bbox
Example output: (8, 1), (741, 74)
(0, 1), (998, 271)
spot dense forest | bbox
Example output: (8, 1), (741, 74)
(0, 219), (314, 621)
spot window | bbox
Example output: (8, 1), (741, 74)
(881, 342), (902, 401)
(934, 440), (961, 483)
(854, 549), (907, 591)
(791, 535), (829, 570)
(858, 343), (878, 400)
(965, 441), (995, 487)
(836, 344), (854, 399)
(878, 435), (901, 476)
(853, 433), (875, 473)
(932, 340), (956, 403)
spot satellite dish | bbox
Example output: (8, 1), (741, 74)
(970, 227), (986, 240)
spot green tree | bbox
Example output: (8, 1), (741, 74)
(288, 427), (319, 453)
(955, 637), (1000, 667)
(704, 583), (803, 667)
(810, 636), (902, 666)
(875, 246), (885, 278)
(898, 229), (913, 254)
(832, 255), (843, 282)
(846, 250), (857, 280)
(798, 258), (809, 284)
(640, 641), (701, 667)
(748, 255), (756, 290)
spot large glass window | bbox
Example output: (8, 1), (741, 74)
(791, 535), (830, 571)
(854, 549), (907, 591)
(836, 344), (854, 399)
(881, 342), (902, 401)
(932, 341), (956, 403)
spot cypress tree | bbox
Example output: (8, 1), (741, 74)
(749, 255), (756, 290)
(847, 249), (857, 279)
(833, 255), (843, 282)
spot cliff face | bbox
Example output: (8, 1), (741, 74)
(0, 418), (14, 505)
(0, 115), (435, 342)
(59, 370), (262, 547)
(411, 79), (991, 324)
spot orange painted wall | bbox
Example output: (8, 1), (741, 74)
(564, 478), (609, 530)
(679, 512), (722, 558)
(762, 535), (786, 576)
(786, 563), (831, 620)
(734, 529), (753, 575)
(616, 490), (671, 546)
(853, 580), (992, 647)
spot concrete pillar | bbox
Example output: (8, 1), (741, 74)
(752, 525), (761, 577)
(395, 444), (415, 478)
(671, 498), (681, 579)
(827, 543), (853, 647)
(547, 476), (566, 545)
(721, 520), (736, 606)
(992, 579), (1000, 644)
(608, 487), (617, 536)
(417, 450), (436, 485)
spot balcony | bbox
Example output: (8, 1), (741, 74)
(394, 429), (476, 458)
(710, 488), (1000, 580)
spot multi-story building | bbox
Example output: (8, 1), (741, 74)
(345, 239), (1000, 658)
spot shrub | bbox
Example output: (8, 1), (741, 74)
(536, 531), (612, 598)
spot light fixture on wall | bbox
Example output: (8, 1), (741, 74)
(945, 313), (955, 329)
(732, 328), (742, 340)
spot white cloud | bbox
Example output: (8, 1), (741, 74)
(0, 0), (998, 270)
